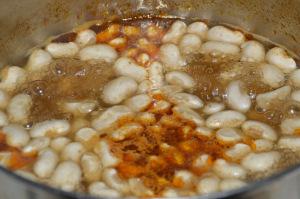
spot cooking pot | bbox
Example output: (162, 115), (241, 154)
(0, 0), (300, 199)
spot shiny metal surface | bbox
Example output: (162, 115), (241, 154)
(0, 0), (299, 199)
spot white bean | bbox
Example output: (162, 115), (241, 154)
(280, 118), (300, 135)
(102, 76), (138, 105)
(136, 112), (156, 126)
(0, 111), (8, 127)
(0, 89), (9, 109)
(278, 136), (300, 151)
(266, 47), (296, 73)
(216, 128), (242, 144)
(114, 57), (147, 83)
(124, 94), (152, 112)
(61, 142), (86, 162)
(150, 100), (172, 114)
(159, 43), (186, 69)
(75, 29), (96, 47)
(79, 44), (118, 62)
(137, 80), (151, 94)
(110, 123), (144, 141)
(30, 120), (70, 138)
(173, 170), (196, 188)
(200, 41), (240, 55)
(179, 34), (202, 54)
(162, 20), (187, 44)
(256, 86), (291, 109)
(23, 137), (50, 155)
(129, 178), (154, 197)
(290, 69), (300, 88)
(160, 85), (184, 97)
(7, 94), (32, 124)
(88, 182), (121, 197)
(162, 188), (180, 197)
(51, 161), (82, 191)
(225, 143), (251, 161)
(187, 21), (208, 39)
(50, 137), (71, 152)
(26, 49), (52, 72)
(193, 154), (211, 168)
(203, 102), (225, 115)
(291, 90), (300, 103)
(213, 159), (247, 179)
(226, 80), (251, 112)
(91, 105), (133, 132)
(260, 63), (285, 88)
(241, 151), (280, 172)
(46, 42), (79, 58)
(206, 110), (246, 129)
(75, 128), (99, 148)
(197, 174), (220, 194)
(207, 26), (245, 45)
(172, 105), (204, 126)
(241, 41), (265, 62)
(3, 124), (29, 147)
(136, 53), (150, 66)
(169, 93), (203, 109)
(0, 66), (27, 92)
(149, 61), (164, 89)
(102, 168), (130, 194)
(195, 126), (214, 137)
(242, 120), (277, 141)
(62, 100), (97, 116)
(253, 139), (274, 152)
(33, 148), (59, 178)
(165, 71), (195, 90)
(81, 152), (102, 182)
(94, 140), (119, 168)
(220, 179), (247, 191)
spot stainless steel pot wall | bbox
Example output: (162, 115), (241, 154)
(0, 0), (299, 199)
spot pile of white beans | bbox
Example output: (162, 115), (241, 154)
(0, 18), (299, 198)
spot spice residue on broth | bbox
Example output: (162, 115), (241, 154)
(0, 16), (299, 197)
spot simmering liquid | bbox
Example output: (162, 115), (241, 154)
(0, 16), (299, 197)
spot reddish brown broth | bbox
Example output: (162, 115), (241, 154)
(0, 16), (298, 195)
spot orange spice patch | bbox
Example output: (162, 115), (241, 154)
(96, 24), (121, 43)
(108, 102), (236, 194)
(0, 133), (36, 170)
(294, 128), (300, 135)
(117, 162), (145, 178)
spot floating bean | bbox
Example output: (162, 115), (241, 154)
(226, 80), (251, 112)
(91, 105), (133, 132)
(159, 44), (186, 69)
(79, 44), (118, 62)
(102, 76), (138, 105)
(26, 49), (52, 72)
(206, 110), (246, 129)
(113, 57), (147, 83)
(51, 161), (82, 191)
(266, 47), (296, 73)
(241, 151), (280, 172)
(256, 86), (291, 109)
(124, 94), (152, 112)
(241, 41), (265, 62)
(162, 20), (187, 44)
(46, 42), (79, 58)
(187, 21), (208, 39)
(207, 26), (245, 45)
(165, 71), (195, 90)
